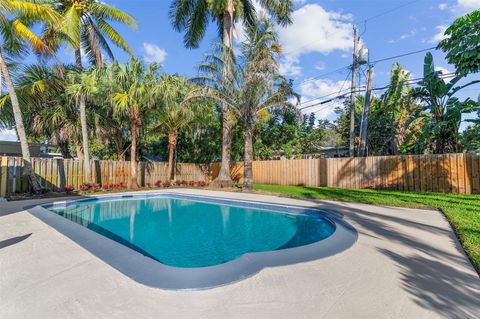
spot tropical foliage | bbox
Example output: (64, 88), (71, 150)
(438, 9), (480, 75)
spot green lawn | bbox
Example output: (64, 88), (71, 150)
(254, 184), (480, 273)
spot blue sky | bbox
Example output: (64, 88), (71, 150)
(1, 0), (480, 141)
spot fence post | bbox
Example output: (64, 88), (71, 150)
(0, 156), (7, 197)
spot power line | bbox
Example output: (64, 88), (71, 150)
(298, 72), (457, 112)
(294, 45), (438, 90)
(371, 46), (437, 64)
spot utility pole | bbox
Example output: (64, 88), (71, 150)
(359, 65), (374, 157)
(349, 26), (359, 157)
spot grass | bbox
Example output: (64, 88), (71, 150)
(254, 184), (480, 273)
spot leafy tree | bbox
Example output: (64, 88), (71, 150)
(189, 18), (297, 191)
(7, 64), (82, 158)
(170, 0), (293, 187)
(65, 67), (102, 182)
(409, 52), (480, 154)
(111, 60), (160, 188)
(461, 123), (480, 153)
(153, 74), (193, 180)
(0, 0), (61, 193)
(438, 9), (480, 75)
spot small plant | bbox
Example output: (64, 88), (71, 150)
(196, 181), (207, 187)
(155, 180), (162, 187)
(64, 185), (75, 194)
(146, 182), (151, 188)
(188, 181), (195, 186)
(80, 183), (91, 191)
(163, 181), (172, 187)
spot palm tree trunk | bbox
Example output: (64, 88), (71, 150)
(167, 131), (177, 181)
(0, 49), (42, 193)
(76, 142), (84, 159)
(130, 120), (139, 189)
(243, 114), (254, 192)
(75, 48), (82, 69)
(75, 48), (91, 182)
(211, 0), (235, 188)
(79, 94), (91, 183)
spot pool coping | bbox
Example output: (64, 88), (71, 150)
(29, 192), (357, 290)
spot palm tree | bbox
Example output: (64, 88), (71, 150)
(170, 0), (293, 187)
(189, 18), (297, 191)
(154, 75), (193, 181)
(409, 53), (480, 154)
(4, 64), (81, 159)
(65, 67), (100, 182)
(111, 60), (159, 188)
(39, 0), (137, 68)
(0, 0), (61, 193)
(40, 0), (137, 185)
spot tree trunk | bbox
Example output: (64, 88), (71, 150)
(0, 50), (42, 193)
(75, 48), (82, 69)
(211, 1), (235, 188)
(76, 142), (84, 160)
(243, 114), (254, 192)
(167, 131), (177, 181)
(74, 48), (91, 182)
(130, 120), (139, 189)
(79, 94), (91, 183)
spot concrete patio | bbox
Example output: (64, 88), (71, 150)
(1, 189), (479, 319)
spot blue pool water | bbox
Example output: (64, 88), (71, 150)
(48, 195), (335, 268)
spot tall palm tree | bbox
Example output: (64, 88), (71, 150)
(111, 60), (159, 188)
(170, 0), (293, 187)
(65, 67), (100, 181)
(40, 0), (137, 184)
(39, 0), (137, 68)
(0, 0), (61, 193)
(189, 18), (297, 191)
(154, 75), (193, 181)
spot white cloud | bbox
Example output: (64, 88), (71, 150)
(389, 29), (417, 43)
(276, 4), (354, 77)
(298, 78), (350, 119)
(142, 43), (167, 64)
(429, 25), (448, 43)
(438, 0), (480, 16)
(438, 3), (449, 10)
(279, 55), (303, 77)
(279, 4), (353, 57)
(0, 129), (18, 141)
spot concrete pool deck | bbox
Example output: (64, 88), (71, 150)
(1, 189), (479, 318)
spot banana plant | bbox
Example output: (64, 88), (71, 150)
(408, 52), (480, 154)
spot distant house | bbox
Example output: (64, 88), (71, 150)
(0, 141), (59, 157)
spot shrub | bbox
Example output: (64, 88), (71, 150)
(80, 183), (91, 191)
(146, 182), (151, 188)
(64, 185), (75, 193)
(163, 181), (172, 187)
(196, 181), (207, 187)
(188, 181), (195, 186)
(155, 180), (162, 187)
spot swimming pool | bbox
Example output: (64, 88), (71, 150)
(35, 193), (356, 289)
(46, 194), (335, 267)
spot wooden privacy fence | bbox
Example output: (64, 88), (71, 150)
(0, 157), (210, 197)
(248, 153), (480, 194)
(1, 153), (479, 196)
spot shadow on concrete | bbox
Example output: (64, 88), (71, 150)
(0, 233), (32, 249)
(380, 249), (479, 319)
